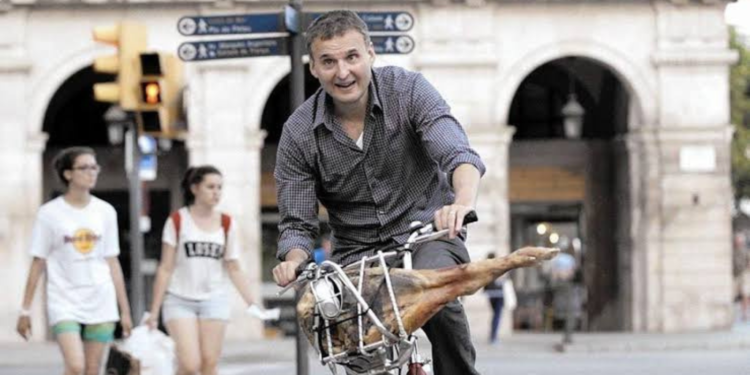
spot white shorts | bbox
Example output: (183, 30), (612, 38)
(162, 292), (230, 322)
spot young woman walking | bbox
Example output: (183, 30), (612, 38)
(145, 165), (257, 375)
(16, 146), (132, 375)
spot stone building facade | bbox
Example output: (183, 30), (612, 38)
(0, 0), (737, 342)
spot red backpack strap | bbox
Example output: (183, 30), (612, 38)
(221, 213), (232, 245)
(170, 211), (182, 240)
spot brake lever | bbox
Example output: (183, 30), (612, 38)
(410, 210), (479, 243)
(277, 263), (317, 296)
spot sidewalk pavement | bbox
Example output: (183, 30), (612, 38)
(2, 321), (749, 368)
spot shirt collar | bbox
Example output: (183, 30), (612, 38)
(312, 69), (383, 130)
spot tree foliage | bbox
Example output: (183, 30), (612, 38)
(730, 28), (750, 200)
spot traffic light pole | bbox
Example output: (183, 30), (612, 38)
(125, 116), (145, 323)
(288, 1), (308, 374)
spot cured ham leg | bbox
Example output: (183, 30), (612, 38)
(297, 246), (559, 355)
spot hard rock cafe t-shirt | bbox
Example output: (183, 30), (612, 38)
(29, 196), (120, 326)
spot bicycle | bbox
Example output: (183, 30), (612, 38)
(278, 212), (479, 375)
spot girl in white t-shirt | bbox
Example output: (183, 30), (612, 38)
(145, 165), (257, 375)
(16, 147), (133, 375)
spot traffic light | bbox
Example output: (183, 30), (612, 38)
(92, 22), (147, 110)
(136, 52), (185, 138)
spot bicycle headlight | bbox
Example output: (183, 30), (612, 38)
(312, 275), (344, 320)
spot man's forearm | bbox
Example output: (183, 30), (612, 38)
(452, 164), (481, 208)
(285, 248), (310, 263)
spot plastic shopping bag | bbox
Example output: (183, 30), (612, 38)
(104, 344), (140, 375)
(119, 326), (176, 375)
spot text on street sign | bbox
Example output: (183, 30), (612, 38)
(178, 37), (288, 61)
(178, 14), (283, 36)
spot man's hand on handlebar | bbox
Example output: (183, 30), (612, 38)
(434, 204), (474, 239)
(273, 248), (309, 287)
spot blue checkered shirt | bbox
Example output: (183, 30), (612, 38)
(275, 66), (486, 265)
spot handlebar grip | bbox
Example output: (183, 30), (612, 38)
(464, 210), (479, 225)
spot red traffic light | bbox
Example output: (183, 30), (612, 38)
(141, 81), (162, 105)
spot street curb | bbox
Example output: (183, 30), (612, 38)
(555, 335), (750, 353)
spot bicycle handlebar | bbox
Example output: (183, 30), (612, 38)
(278, 210), (479, 295)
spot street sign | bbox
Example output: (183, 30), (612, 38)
(178, 37), (288, 61)
(358, 12), (414, 32)
(371, 35), (415, 55)
(177, 13), (284, 36)
(177, 10), (416, 61)
(305, 11), (414, 32)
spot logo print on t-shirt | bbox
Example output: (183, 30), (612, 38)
(184, 241), (224, 260)
(64, 228), (100, 254)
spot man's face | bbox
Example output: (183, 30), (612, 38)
(309, 29), (375, 110)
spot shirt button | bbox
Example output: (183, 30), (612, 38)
(378, 210), (385, 215)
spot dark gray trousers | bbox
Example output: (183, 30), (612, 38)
(410, 237), (480, 375)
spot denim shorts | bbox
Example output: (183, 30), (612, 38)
(162, 292), (230, 322)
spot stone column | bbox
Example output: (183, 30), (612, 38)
(657, 127), (734, 332)
(626, 128), (665, 332)
(187, 62), (265, 339)
(647, 0), (736, 332)
(0, 6), (47, 342)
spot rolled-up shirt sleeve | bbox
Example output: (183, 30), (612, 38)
(274, 128), (319, 261)
(408, 72), (486, 180)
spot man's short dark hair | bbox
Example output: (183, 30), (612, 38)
(305, 10), (371, 55)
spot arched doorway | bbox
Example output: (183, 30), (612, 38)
(41, 65), (188, 335)
(508, 56), (632, 332)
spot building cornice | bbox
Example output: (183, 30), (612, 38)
(652, 49), (739, 67)
(629, 125), (734, 144)
(2, 0), (425, 8)
(7, 0), (732, 8)
(0, 56), (32, 73)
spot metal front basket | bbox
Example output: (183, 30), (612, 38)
(309, 251), (415, 375)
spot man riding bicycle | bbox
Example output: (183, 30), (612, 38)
(272, 10), (486, 375)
